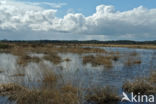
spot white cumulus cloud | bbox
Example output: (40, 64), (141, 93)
(0, 0), (156, 40)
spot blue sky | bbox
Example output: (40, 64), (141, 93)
(19, 0), (156, 17)
(0, 0), (156, 40)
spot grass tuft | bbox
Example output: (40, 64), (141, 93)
(85, 86), (120, 104)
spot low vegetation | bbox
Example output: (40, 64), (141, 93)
(57, 47), (107, 54)
(43, 53), (62, 64)
(123, 71), (156, 94)
(0, 83), (79, 104)
(83, 54), (119, 69)
(85, 86), (120, 104)
(17, 55), (41, 66)
(124, 52), (142, 67)
(42, 69), (58, 89)
(0, 43), (11, 49)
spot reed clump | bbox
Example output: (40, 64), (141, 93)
(17, 55), (41, 66)
(42, 69), (58, 89)
(43, 53), (62, 64)
(124, 52), (142, 67)
(123, 71), (156, 94)
(0, 83), (79, 104)
(83, 55), (113, 69)
(85, 86), (120, 104)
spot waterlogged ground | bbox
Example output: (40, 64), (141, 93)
(0, 47), (155, 104)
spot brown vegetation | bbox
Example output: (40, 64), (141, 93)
(11, 73), (25, 77)
(17, 55), (41, 66)
(43, 53), (62, 64)
(80, 44), (156, 49)
(42, 69), (58, 89)
(64, 58), (71, 62)
(83, 55), (115, 69)
(85, 86), (120, 104)
(123, 71), (156, 94)
(124, 52), (142, 67)
(122, 80), (155, 94)
(57, 47), (107, 54)
(0, 83), (79, 104)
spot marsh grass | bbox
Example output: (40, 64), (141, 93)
(57, 47), (107, 54)
(85, 86), (120, 104)
(83, 55), (114, 69)
(0, 83), (79, 104)
(17, 55), (41, 66)
(63, 58), (71, 62)
(125, 58), (142, 66)
(122, 80), (155, 94)
(43, 53), (62, 64)
(42, 69), (58, 89)
(11, 73), (25, 77)
(124, 52), (142, 67)
(79, 44), (156, 49)
(148, 71), (156, 83)
(123, 71), (156, 94)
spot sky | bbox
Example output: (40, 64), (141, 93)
(0, 0), (156, 40)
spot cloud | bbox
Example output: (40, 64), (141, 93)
(0, 0), (156, 40)
(27, 2), (67, 9)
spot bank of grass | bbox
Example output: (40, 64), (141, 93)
(17, 55), (41, 66)
(85, 86), (120, 104)
(0, 83), (79, 104)
(122, 71), (156, 94)
(83, 54), (120, 69)
(79, 44), (156, 49)
(0, 83), (121, 104)
(43, 53), (62, 65)
(0, 67), (80, 104)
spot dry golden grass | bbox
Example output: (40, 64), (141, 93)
(42, 69), (58, 89)
(0, 83), (79, 104)
(43, 53), (62, 64)
(79, 44), (156, 49)
(17, 55), (41, 66)
(83, 55), (114, 69)
(148, 71), (156, 83)
(122, 80), (155, 94)
(123, 71), (156, 94)
(85, 86), (120, 104)
(0, 43), (107, 55)
(56, 47), (107, 54)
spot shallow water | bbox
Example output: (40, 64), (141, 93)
(0, 47), (155, 103)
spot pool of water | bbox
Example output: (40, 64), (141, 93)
(0, 47), (155, 103)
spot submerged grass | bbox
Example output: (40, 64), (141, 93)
(83, 55), (117, 69)
(43, 53), (62, 64)
(17, 55), (41, 66)
(124, 51), (142, 67)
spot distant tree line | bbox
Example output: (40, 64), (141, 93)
(0, 40), (156, 45)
